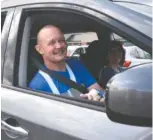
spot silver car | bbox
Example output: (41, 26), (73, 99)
(1, 0), (152, 140)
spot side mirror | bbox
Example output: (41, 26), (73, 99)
(105, 63), (152, 126)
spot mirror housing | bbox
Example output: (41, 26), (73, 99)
(105, 63), (152, 126)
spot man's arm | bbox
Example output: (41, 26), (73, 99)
(87, 82), (104, 91)
(71, 60), (105, 102)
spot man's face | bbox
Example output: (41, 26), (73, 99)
(38, 27), (67, 63)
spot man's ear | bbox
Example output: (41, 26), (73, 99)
(35, 45), (44, 55)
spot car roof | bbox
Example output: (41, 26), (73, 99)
(1, 0), (151, 10)
(2, 0), (152, 9)
(1, 0), (99, 8)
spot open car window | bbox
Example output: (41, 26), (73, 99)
(12, 9), (106, 107)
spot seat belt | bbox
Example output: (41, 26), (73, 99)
(32, 57), (89, 93)
(38, 63), (77, 96)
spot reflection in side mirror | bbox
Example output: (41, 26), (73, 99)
(105, 63), (152, 126)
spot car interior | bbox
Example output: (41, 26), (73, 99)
(18, 9), (125, 92)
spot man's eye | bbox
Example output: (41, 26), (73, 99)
(49, 41), (56, 46)
(59, 39), (66, 43)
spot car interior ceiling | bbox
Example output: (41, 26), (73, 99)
(27, 10), (112, 85)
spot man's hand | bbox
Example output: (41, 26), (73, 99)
(80, 89), (105, 103)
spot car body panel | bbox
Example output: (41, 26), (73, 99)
(114, 2), (152, 17)
(2, 0), (152, 39)
(1, 87), (151, 140)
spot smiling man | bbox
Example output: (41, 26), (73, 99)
(29, 25), (104, 102)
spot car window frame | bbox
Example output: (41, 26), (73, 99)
(2, 84), (105, 111)
(2, 3), (152, 111)
(1, 8), (15, 83)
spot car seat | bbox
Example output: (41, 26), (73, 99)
(27, 38), (43, 84)
(80, 40), (108, 81)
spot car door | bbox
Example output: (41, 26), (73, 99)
(1, 3), (107, 140)
(1, 1), (152, 140)
(1, 5), (85, 140)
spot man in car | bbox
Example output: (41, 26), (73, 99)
(29, 25), (105, 102)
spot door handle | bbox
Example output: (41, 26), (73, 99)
(1, 119), (28, 138)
